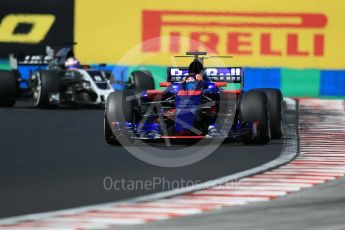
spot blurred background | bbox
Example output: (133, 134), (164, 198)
(1, 0), (344, 97)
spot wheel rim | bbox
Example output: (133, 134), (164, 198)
(104, 117), (106, 138)
(32, 73), (42, 106)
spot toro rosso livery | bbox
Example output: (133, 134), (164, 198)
(105, 51), (283, 145)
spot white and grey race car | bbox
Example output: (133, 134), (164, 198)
(3, 45), (155, 108)
(30, 68), (114, 108)
(29, 67), (155, 108)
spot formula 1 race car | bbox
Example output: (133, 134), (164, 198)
(0, 45), (155, 108)
(104, 51), (283, 145)
(28, 56), (114, 108)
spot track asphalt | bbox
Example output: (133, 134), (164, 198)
(0, 101), (283, 218)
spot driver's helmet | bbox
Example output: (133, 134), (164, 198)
(65, 57), (80, 69)
(183, 74), (204, 91)
(188, 60), (204, 75)
(180, 60), (205, 90)
(183, 75), (202, 91)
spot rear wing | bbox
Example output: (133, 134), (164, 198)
(167, 67), (244, 85)
(8, 46), (69, 89)
(9, 53), (49, 89)
(14, 55), (51, 66)
(9, 46), (56, 71)
(10, 45), (78, 68)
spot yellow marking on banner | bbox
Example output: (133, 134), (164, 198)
(75, 0), (345, 69)
(0, 14), (55, 43)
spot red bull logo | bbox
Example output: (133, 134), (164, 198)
(142, 10), (327, 57)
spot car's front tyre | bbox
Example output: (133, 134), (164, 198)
(240, 90), (271, 144)
(104, 91), (138, 146)
(256, 88), (283, 139)
(31, 70), (59, 109)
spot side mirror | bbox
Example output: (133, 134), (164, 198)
(215, 82), (227, 87)
(160, 82), (171, 87)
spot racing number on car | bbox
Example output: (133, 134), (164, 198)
(0, 14), (55, 43)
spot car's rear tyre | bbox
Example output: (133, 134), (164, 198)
(240, 90), (271, 144)
(257, 88), (283, 139)
(129, 70), (155, 90)
(105, 91), (137, 145)
(0, 70), (16, 107)
(31, 70), (59, 109)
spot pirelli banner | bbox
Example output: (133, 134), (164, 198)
(1, 0), (344, 69)
(1, 0), (345, 97)
(0, 0), (74, 57)
(75, 0), (345, 69)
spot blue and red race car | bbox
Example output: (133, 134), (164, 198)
(104, 51), (283, 145)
